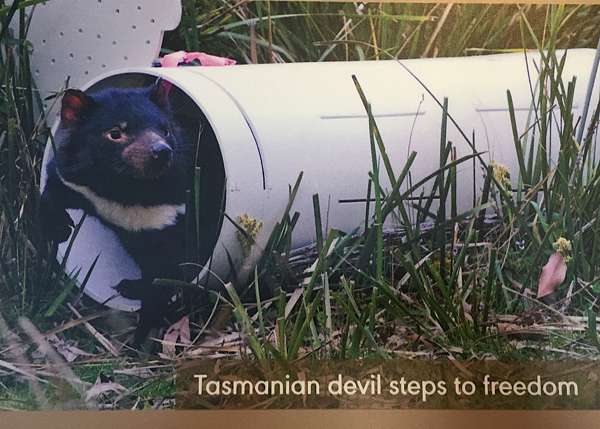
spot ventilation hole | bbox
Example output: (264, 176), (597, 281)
(69, 52), (74, 58)
(50, 58), (55, 64)
(145, 40), (151, 44)
(41, 39), (46, 44)
(87, 55), (92, 61)
(35, 69), (40, 75)
(59, 31), (64, 37)
(131, 25), (137, 30)
(97, 34), (102, 39)
(112, 40), (117, 45)
(123, 56), (128, 60)
(84, 70), (89, 75)
(150, 18), (156, 23)
(78, 28), (83, 33)
(97, 0), (101, 2)
(101, 64), (106, 68)
(137, 5), (142, 10)
(115, 8), (120, 14)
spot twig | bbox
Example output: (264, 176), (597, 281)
(67, 304), (119, 357)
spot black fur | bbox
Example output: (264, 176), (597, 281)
(41, 84), (195, 346)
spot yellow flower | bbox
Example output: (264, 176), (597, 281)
(236, 214), (263, 256)
(552, 237), (572, 262)
(490, 161), (511, 191)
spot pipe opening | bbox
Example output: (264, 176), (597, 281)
(86, 72), (226, 272)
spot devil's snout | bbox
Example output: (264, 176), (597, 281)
(151, 142), (173, 162)
(122, 131), (173, 179)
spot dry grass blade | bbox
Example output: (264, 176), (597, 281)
(0, 312), (48, 408)
(18, 317), (89, 405)
(421, 3), (454, 58)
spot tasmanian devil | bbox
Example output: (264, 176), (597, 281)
(40, 81), (196, 345)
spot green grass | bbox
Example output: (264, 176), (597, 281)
(1, 0), (600, 410)
(165, 2), (600, 62)
(199, 4), (600, 362)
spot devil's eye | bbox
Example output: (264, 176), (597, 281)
(105, 127), (126, 141)
(105, 122), (127, 142)
(109, 129), (122, 140)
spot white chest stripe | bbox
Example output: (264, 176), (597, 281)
(59, 177), (185, 232)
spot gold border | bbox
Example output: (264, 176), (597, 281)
(2, 410), (600, 429)
(271, 0), (600, 3)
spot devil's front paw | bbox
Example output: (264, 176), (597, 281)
(114, 279), (147, 300)
(39, 194), (74, 243)
(114, 279), (176, 347)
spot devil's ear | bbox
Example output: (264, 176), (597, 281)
(148, 78), (172, 108)
(61, 89), (95, 126)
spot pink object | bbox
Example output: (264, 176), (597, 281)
(162, 315), (191, 357)
(537, 252), (567, 298)
(160, 50), (236, 67)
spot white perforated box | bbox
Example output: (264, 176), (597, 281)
(14, 0), (181, 109)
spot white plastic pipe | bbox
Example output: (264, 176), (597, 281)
(42, 50), (600, 311)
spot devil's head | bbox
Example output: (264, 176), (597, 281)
(55, 80), (191, 205)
